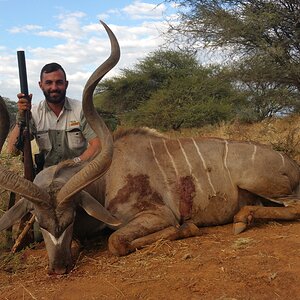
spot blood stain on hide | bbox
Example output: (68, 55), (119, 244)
(177, 176), (195, 222)
(107, 174), (164, 214)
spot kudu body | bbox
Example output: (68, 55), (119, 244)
(1, 23), (300, 275)
(105, 129), (300, 255)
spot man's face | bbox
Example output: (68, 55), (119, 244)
(39, 69), (69, 104)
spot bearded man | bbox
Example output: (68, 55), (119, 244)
(7, 63), (101, 169)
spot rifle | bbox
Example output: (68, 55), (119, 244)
(9, 51), (36, 251)
(16, 50), (35, 182)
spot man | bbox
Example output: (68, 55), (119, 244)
(7, 62), (101, 169)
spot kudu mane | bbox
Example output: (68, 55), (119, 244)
(113, 127), (166, 141)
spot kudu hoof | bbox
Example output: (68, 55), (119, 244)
(233, 222), (247, 235)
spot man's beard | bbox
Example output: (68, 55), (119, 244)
(43, 89), (66, 104)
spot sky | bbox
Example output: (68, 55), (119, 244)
(0, 0), (179, 103)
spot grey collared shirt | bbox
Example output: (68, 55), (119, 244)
(30, 97), (96, 167)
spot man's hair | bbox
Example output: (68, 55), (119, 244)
(40, 62), (67, 81)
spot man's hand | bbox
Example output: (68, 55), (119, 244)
(16, 93), (32, 123)
(17, 93), (32, 110)
(79, 137), (101, 162)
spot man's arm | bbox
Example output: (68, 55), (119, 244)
(6, 124), (21, 155)
(7, 93), (32, 156)
(76, 137), (101, 162)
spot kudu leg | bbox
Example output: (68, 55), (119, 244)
(233, 204), (300, 234)
(108, 212), (200, 256)
(129, 222), (200, 252)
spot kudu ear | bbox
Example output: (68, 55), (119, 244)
(0, 198), (33, 231)
(78, 191), (122, 227)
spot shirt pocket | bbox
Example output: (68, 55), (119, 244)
(36, 131), (52, 152)
(67, 128), (85, 150)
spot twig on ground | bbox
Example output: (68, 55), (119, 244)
(12, 214), (35, 253)
(20, 283), (38, 300)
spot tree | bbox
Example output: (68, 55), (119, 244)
(95, 49), (242, 129)
(95, 50), (200, 106)
(166, 0), (300, 116)
(2, 97), (17, 127)
(94, 49), (200, 114)
(230, 56), (299, 121)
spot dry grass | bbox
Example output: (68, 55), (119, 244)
(168, 115), (300, 163)
(231, 237), (254, 249)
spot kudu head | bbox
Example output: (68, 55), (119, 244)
(0, 21), (121, 275)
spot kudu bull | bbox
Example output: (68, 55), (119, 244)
(1, 22), (300, 275)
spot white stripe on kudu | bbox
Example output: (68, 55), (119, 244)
(192, 138), (217, 196)
(279, 152), (285, 167)
(149, 138), (179, 215)
(177, 139), (203, 193)
(224, 140), (235, 189)
(251, 144), (257, 162)
(163, 139), (179, 177)
(149, 138), (168, 183)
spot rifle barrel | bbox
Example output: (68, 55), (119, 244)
(16, 50), (35, 182)
(17, 51), (29, 96)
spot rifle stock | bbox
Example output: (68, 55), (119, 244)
(17, 51), (35, 182)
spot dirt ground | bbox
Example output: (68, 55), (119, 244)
(0, 220), (299, 300)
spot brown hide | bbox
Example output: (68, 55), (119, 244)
(105, 130), (300, 227)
